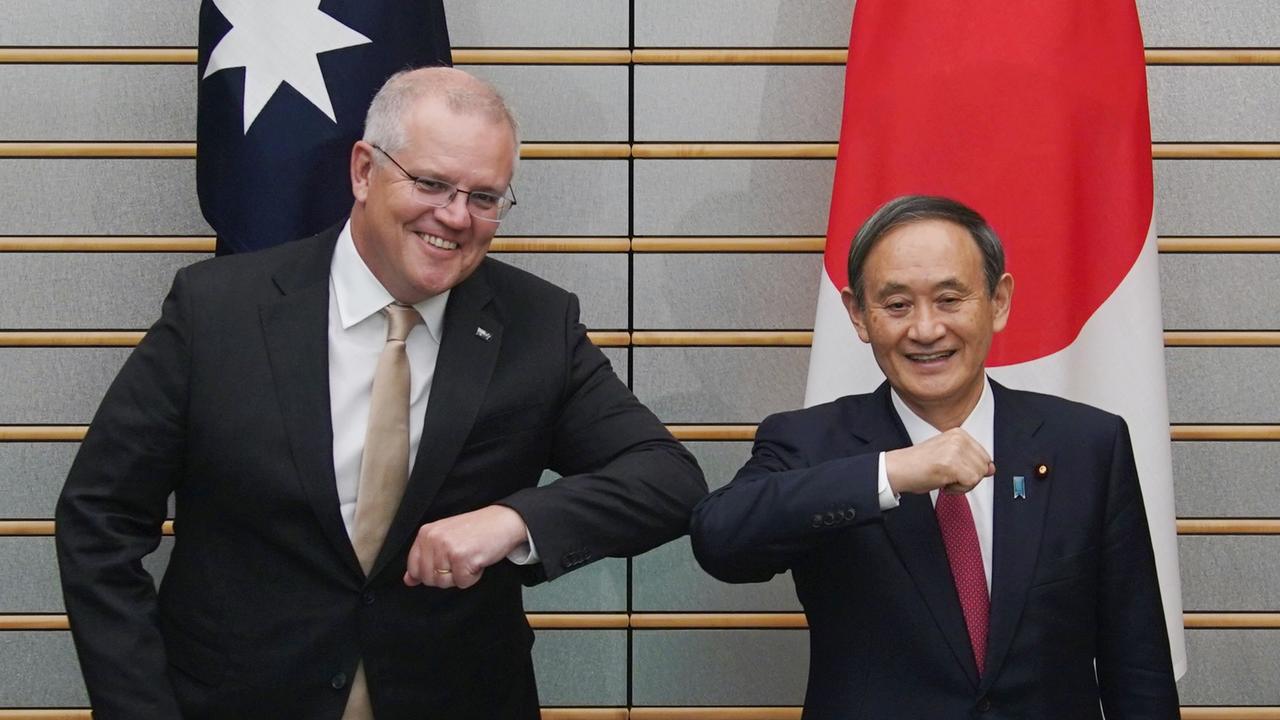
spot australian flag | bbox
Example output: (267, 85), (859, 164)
(197, 1), (451, 255)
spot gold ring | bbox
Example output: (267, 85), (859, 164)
(434, 568), (452, 575)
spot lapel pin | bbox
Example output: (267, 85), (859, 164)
(1035, 462), (1049, 479)
(475, 327), (492, 341)
(1012, 475), (1027, 500)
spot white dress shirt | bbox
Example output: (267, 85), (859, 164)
(875, 378), (995, 592)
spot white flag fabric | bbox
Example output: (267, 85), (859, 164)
(805, 0), (1186, 676)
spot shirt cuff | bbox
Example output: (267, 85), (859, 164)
(506, 528), (540, 565)
(877, 451), (901, 511)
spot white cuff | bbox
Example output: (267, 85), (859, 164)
(877, 451), (900, 511)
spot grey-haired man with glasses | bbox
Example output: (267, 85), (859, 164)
(57, 66), (706, 720)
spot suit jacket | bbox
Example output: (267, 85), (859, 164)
(690, 381), (1178, 719)
(56, 226), (706, 719)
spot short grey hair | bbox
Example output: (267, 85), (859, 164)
(846, 194), (1006, 310)
(362, 66), (520, 168)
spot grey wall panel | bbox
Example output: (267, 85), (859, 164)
(1166, 348), (1280, 423)
(523, 558), (627, 612)
(0, 1), (195, 45)
(1172, 442), (1280, 517)
(1136, 0), (1280, 47)
(1148, 66), (1280, 142)
(491, 253), (628, 330)
(498, 160), (629, 236)
(632, 536), (802, 612)
(0, 253), (202, 329)
(634, 66), (844, 142)
(1180, 536), (1280, 611)
(633, 253), (821, 329)
(1178, 629), (1280, 705)
(0, 632), (86, 706)
(633, 347), (809, 424)
(632, 629), (809, 705)
(0, 348), (130, 424)
(634, 0), (853, 47)
(0, 159), (210, 235)
(601, 347), (629, 386)
(0, 537), (171, 612)
(1160, 254), (1280, 331)
(0, 444), (79, 519)
(1154, 160), (1280, 236)
(464, 66), (629, 142)
(634, 159), (835, 236)
(0, 65), (196, 141)
(532, 629), (627, 706)
(445, 0), (629, 48)
(687, 442), (755, 492)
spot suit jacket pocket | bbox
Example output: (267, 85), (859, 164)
(1030, 545), (1098, 588)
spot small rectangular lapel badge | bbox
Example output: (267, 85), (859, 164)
(1012, 475), (1027, 500)
(475, 327), (493, 341)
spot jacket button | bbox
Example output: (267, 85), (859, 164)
(362, 591), (375, 605)
(975, 696), (991, 712)
(811, 514), (824, 528)
(845, 507), (856, 520)
(823, 512), (837, 526)
(331, 672), (347, 690)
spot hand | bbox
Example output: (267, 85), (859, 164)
(403, 505), (529, 590)
(884, 428), (995, 496)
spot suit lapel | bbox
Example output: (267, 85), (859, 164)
(370, 265), (504, 578)
(860, 386), (983, 687)
(980, 383), (1053, 690)
(259, 228), (363, 578)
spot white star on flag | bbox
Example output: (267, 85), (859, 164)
(203, 0), (372, 132)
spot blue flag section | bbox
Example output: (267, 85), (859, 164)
(197, 1), (451, 255)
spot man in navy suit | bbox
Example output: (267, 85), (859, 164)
(690, 195), (1178, 718)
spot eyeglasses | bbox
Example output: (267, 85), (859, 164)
(371, 144), (517, 223)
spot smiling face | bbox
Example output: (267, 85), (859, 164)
(842, 219), (1013, 430)
(349, 96), (516, 303)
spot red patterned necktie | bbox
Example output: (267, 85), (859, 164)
(935, 492), (989, 675)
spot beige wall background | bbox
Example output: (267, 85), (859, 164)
(2, 0), (1279, 716)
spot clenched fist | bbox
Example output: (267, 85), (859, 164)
(884, 428), (994, 496)
(403, 505), (529, 590)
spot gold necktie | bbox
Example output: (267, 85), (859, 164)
(344, 303), (421, 720)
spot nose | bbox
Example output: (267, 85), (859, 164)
(907, 304), (945, 344)
(433, 190), (472, 229)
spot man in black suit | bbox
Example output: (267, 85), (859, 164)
(56, 67), (705, 719)
(690, 195), (1178, 718)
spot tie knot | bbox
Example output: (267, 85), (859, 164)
(383, 303), (423, 342)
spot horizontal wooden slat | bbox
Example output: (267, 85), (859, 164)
(631, 237), (825, 252)
(1157, 237), (1280, 253)
(0, 521), (174, 536)
(0, 237), (631, 253)
(5, 425), (1279, 443)
(4, 48), (1279, 66)
(8, 142), (1273, 160)
(1164, 331), (1280, 347)
(0, 331), (628, 348)
(1179, 710), (1280, 720)
(6, 613), (1273, 632)
(1178, 519), (1280, 534)
(631, 331), (813, 347)
(630, 711), (1280, 720)
(527, 614), (629, 629)
(1172, 425), (1280, 441)
(0, 143), (625, 160)
(632, 143), (835, 159)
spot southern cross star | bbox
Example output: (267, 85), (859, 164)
(203, 0), (372, 132)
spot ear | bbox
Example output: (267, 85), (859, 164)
(841, 286), (872, 343)
(990, 273), (1015, 333)
(350, 141), (375, 204)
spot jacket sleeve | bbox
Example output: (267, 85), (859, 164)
(54, 269), (193, 720)
(689, 411), (887, 584)
(497, 293), (707, 582)
(1094, 416), (1181, 718)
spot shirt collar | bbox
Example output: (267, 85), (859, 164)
(890, 376), (994, 454)
(331, 220), (449, 344)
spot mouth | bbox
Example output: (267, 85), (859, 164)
(415, 231), (458, 251)
(905, 350), (956, 364)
